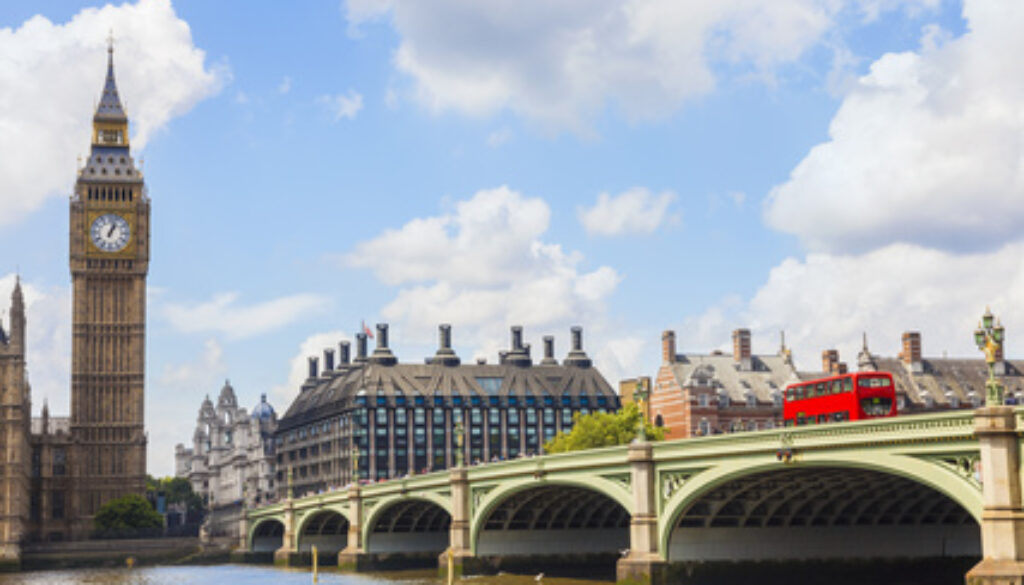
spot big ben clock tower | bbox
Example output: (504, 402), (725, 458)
(68, 42), (149, 535)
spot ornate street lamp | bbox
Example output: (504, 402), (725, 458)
(351, 444), (360, 483)
(634, 380), (649, 442)
(975, 307), (1006, 407)
(454, 421), (465, 467)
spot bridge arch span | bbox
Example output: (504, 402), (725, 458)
(249, 517), (285, 553)
(659, 452), (983, 561)
(471, 475), (633, 549)
(363, 495), (452, 555)
(296, 508), (350, 556)
(470, 480), (631, 577)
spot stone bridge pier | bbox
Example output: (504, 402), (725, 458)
(967, 406), (1024, 585)
(616, 442), (666, 583)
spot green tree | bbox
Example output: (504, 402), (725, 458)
(543, 403), (666, 454)
(94, 494), (163, 533)
(147, 475), (203, 514)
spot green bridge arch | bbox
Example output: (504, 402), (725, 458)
(469, 475), (634, 554)
(657, 450), (984, 556)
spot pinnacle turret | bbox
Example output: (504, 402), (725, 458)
(95, 38), (127, 122)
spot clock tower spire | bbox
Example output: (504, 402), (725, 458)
(68, 41), (149, 539)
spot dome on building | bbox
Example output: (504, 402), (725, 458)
(251, 393), (276, 421)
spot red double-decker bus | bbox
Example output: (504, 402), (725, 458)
(783, 371), (897, 426)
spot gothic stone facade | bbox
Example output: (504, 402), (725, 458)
(0, 283), (29, 565)
(175, 382), (277, 538)
(0, 47), (150, 555)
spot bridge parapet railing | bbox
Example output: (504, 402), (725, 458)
(652, 409), (979, 463)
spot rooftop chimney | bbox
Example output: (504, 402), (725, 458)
(355, 333), (368, 363)
(540, 335), (558, 366)
(901, 331), (923, 374)
(339, 341), (351, 366)
(822, 349), (839, 375)
(733, 329), (752, 370)
(505, 325), (532, 367)
(307, 356), (319, 379)
(662, 330), (677, 364)
(323, 348), (335, 373)
(563, 326), (592, 368)
(430, 323), (460, 366)
(369, 323), (397, 366)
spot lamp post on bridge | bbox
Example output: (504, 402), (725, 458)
(634, 380), (649, 442)
(967, 306), (1024, 585)
(454, 421), (465, 467)
(975, 307), (1006, 407)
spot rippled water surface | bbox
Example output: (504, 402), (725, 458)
(0, 567), (602, 585)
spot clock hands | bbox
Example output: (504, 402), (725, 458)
(107, 223), (116, 238)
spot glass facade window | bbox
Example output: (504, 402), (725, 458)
(470, 409), (482, 425)
(526, 409), (537, 425)
(395, 409), (407, 425)
(433, 409), (445, 425)
(561, 409), (573, 426)
(376, 409), (387, 425)
(414, 408), (425, 425)
(508, 410), (519, 425)
(543, 408), (554, 425)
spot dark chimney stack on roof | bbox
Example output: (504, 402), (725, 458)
(429, 323), (461, 366)
(369, 323), (398, 366)
(505, 325), (532, 367)
(540, 335), (558, 366)
(563, 326), (592, 368)
(307, 356), (319, 379)
(323, 348), (335, 374)
(355, 333), (368, 363)
(339, 341), (351, 366)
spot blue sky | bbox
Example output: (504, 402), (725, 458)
(4, 0), (1024, 476)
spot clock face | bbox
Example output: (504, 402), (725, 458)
(90, 213), (131, 252)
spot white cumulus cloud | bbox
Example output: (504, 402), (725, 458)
(344, 0), (936, 131)
(578, 187), (677, 236)
(345, 186), (621, 356)
(0, 0), (224, 227)
(678, 242), (1024, 373)
(162, 292), (329, 339)
(765, 0), (1024, 253)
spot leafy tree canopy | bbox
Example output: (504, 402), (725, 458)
(147, 475), (203, 513)
(543, 402), (666, 454)
(94, 494), (163, 532)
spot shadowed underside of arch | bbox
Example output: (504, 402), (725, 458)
(666, 467), (980, 562)
(366, 499), (451, 554)
(298, 510), (350, 554)
(251, 518), (284, 553)
(677, 467), (974, 529)
(477, 484), (629, 556)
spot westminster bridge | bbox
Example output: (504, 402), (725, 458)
(243, 406), (1024, 584)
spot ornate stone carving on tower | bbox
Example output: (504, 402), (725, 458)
(0, 279), (31, 566)
(68, 42), (149, 537)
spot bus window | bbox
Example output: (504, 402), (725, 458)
(844, 377), (853, 392)
(795, 386), (805, 400)
(831, 380), (841, 394)
(831, 412), (848, 422)
(817, 415), (828, 424)
(796, 414), (806, 426)
(859, 376), (892, 388)
(816, 383), (826, 396)
(786, 388), (794, 401)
